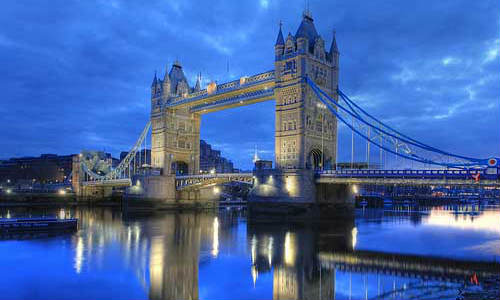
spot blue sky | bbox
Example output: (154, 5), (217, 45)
(0, 0), (498, 170)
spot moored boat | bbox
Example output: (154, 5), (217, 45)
(0, 218), (77, 233)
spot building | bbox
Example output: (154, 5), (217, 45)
(0, 154), (75, 184)
(199, 140), (234, 173)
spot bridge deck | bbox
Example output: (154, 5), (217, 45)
(163, 70), (275, 113)
(318, 169), (500, 186)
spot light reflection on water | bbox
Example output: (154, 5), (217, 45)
(0, 205), (498, 300)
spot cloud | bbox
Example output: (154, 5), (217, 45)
(0, 0), (499, 170)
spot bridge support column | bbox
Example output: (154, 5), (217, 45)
(249, 168), (354, 218)
(124, 175), (218, 209)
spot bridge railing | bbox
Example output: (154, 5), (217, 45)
(175, 173), (253, 189)
(318, 168), (499, 180)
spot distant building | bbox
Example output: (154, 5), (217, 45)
(199, 140), (234, 173)
(0, 154), (75, 184)
(255, 160), (273, 170)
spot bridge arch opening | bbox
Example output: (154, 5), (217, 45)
(308, 149), (323, 170)
(171, 161), (189, 175)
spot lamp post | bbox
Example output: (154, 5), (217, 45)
(317, 102), (326, 170)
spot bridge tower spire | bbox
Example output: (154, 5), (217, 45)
(274, 12), (338, 171)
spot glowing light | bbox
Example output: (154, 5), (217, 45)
(251, 265), (258, 287)
(285, 177), (294, 193)
(213, 187), (220, 194)
(74, 236), (84, 273)
(284, 232), (296, 266)
(59, 209), (66, 219)
(6, 189), (12, 194)
(425, 209), (500, 234)
(6, 179), (10, 183)
(211, 217), (219, 257)
(351, 227), (358, 249)
(240, 76), (248, 85)
(268, 236), (273, 267)
(207, 81), (217, 94)
(251, 235), (257, 263)
(58, 189), (66, 195)
(352, 185), (358, 194)
(149, 237), (165, 292)
(210, 168), (215, 175)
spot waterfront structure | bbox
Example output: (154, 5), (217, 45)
(149, 11), (338, 175)
(0, 154), (75, 184)
(72, 10), (499, 205)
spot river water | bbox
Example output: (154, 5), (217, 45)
(0, 204), (498, 300)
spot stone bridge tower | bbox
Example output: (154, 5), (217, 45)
(150, 61), (201, 175)
(274, 11), (339, 171)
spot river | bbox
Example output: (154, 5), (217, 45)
(0, 204), (498, 299)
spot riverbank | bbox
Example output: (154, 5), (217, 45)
(0, 194), (121, 207)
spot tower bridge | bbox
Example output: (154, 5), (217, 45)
(72, 10), (499, 208)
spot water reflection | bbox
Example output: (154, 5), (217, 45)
(0, 206), (498, 300)
(248, 219), (353, 300)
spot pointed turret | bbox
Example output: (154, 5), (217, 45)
(275, 21), (284, 46)
(150, 71), (158, 97)
(275, 21), (285, 58)
(329, 30), (338, 54)
(162, 65), (171, 97)
(194, 73), (201, 92)
(151, 71), (157, 87)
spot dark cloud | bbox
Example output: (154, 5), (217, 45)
(0, 0), (498, 169)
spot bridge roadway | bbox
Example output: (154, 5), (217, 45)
(81, 168), (500, 189)
(82, 178), (131, 187)
(317, 168), (500, 187)
(318, 250), (499, 283)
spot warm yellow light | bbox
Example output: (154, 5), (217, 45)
(285, 177), (294, 193)
(211, 217), (219, 257)
(351, 227), (358, 249)
(284, 232), (296, 266)
(74, 236), (84, 274)
(213, 187), (220, 194)
(58, 189), (66, 195)
(352, 184), (358, 194)
(210, 168), (215, 175)
(207, 81), (217, 94)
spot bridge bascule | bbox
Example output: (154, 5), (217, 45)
(73, 11), (499, 205)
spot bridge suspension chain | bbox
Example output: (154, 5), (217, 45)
(306, 77), (494, 169)
(80, 121), (151, 181)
